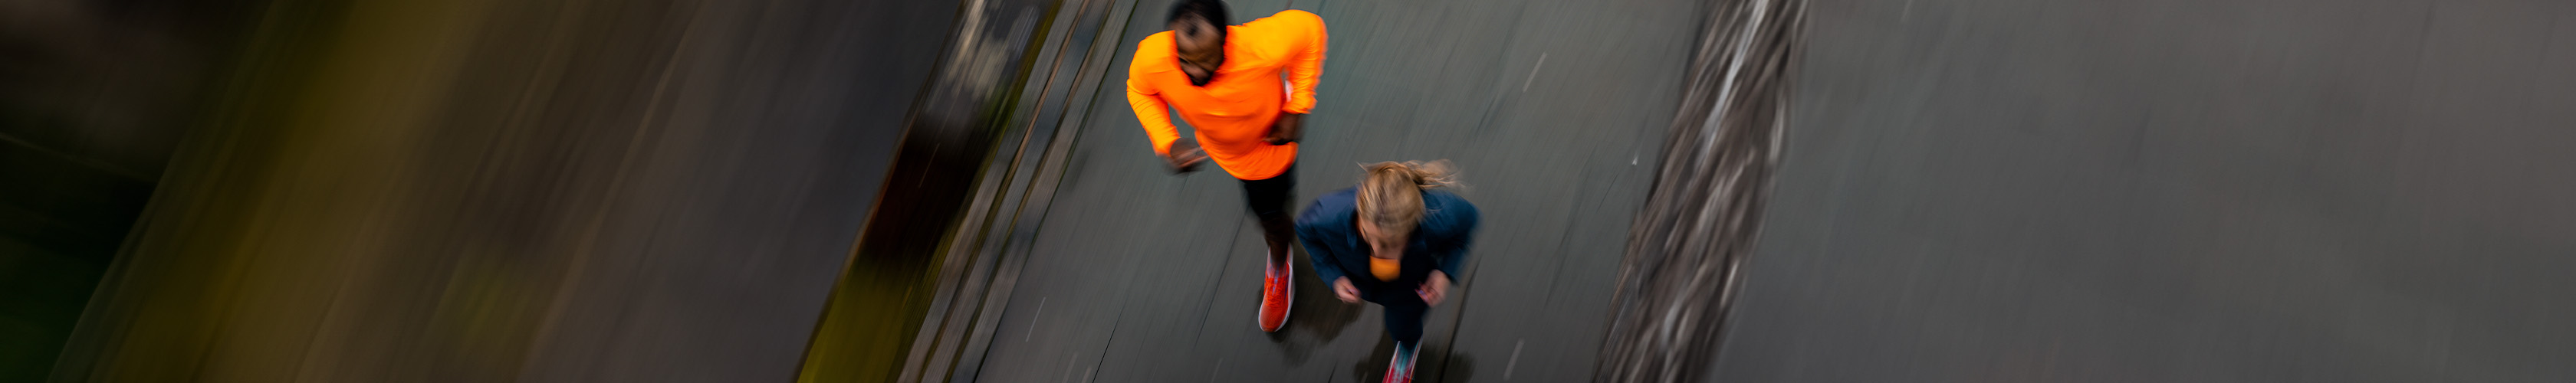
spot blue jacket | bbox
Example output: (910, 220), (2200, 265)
(1296, 187), (1480, 290)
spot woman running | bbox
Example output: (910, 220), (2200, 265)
(1294, 161), (1480, 383)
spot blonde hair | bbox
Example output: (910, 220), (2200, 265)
(1355, 160), (1457, 243)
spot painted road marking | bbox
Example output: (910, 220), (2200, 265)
(1027, 297), (1045, 342)
(1523, 54), (1548, 93)
(1062, 353), (1078, 383)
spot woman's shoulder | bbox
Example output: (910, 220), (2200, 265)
(1419, 190), (1480, 232)
(1422, 190), (1476, 212)
(1296, 187), (1361, 228)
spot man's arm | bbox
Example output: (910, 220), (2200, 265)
(1125, 75), (1181, 155)
(1280, 10), (1326, 114)
(1263, 11), (1325, 145)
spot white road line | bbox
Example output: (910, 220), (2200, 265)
(1505, 339), (1525, 380)
(1027, 297), (1045, 342)
(1062, 354), (1079, 383)
(1523, 53), (1548, 93)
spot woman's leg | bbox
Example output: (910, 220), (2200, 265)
(1365, 287), (1429, 345)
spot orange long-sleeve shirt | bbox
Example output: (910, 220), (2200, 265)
(1127, 10), (1326, 180)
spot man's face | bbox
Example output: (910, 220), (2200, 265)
(1169, 17), (1224, 86)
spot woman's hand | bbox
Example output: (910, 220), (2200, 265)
(1332, 277), (1361, 303)
(1418, 271), (1451, 306)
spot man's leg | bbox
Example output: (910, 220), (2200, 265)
(1237, 165), (1296, 264)
(1242, 165), (1297, 331)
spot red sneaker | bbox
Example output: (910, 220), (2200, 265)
(1258, 255), (1292, 332)
(1383, 342), (1418, 383)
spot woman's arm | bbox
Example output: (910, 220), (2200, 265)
(1297, 221), (1351, 284)
(1429, 197), (1482, 278)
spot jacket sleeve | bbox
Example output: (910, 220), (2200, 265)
(1431, 199), (1481, 278)
(1279, 10), (1326, 114)
(1127, 68), (1180, 155)
(1296, 213), (1351, 284)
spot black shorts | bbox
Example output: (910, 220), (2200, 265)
(1238, 165), (1296, 223)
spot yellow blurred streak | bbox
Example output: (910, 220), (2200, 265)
(797, 254), (944, 383)
(67, 0), (509, 381)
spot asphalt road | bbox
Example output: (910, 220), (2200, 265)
(971, 0), (1705, 381)
(1717, 0), (2576, 381)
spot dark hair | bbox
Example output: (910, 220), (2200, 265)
(1166, 0), (1229, 34)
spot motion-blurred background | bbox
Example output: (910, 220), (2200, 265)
(6, 0), (948, 381)
(5, 0), (2573, 382)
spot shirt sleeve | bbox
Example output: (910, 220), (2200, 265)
(1431, 200), (1480, 278)
(1126, 72), (1179, 155)
(1297, 216), (1351, 284)
(1279, 10), (1326, 114)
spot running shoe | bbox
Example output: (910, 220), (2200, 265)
(1383, 341), (1418, 383)
(1259, 254), (1292, 332)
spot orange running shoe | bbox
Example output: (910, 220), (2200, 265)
(1259, 254), (1292, 332)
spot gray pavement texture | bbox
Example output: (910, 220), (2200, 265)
(1720, 0), (2576, 382)
(974, 0), (1706, 381)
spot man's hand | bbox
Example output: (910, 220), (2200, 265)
(1418, 271), (1451, 306)
(1332, 277), (1361, 303)
(1165, 142), (1208, 174)
(1265, 113), (1303, 145)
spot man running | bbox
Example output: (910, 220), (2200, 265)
(1298, 161), (1480, 383)
(1128, 0), (1326, 332)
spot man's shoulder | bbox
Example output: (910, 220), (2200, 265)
(1130, 31), (1178, 72)
(1248, 9), (1322, 28)
(1240, 10), (1323, 38)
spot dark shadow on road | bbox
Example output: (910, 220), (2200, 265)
(1267, 226), (1365, 366)
(1430, 344), (1476, 383)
